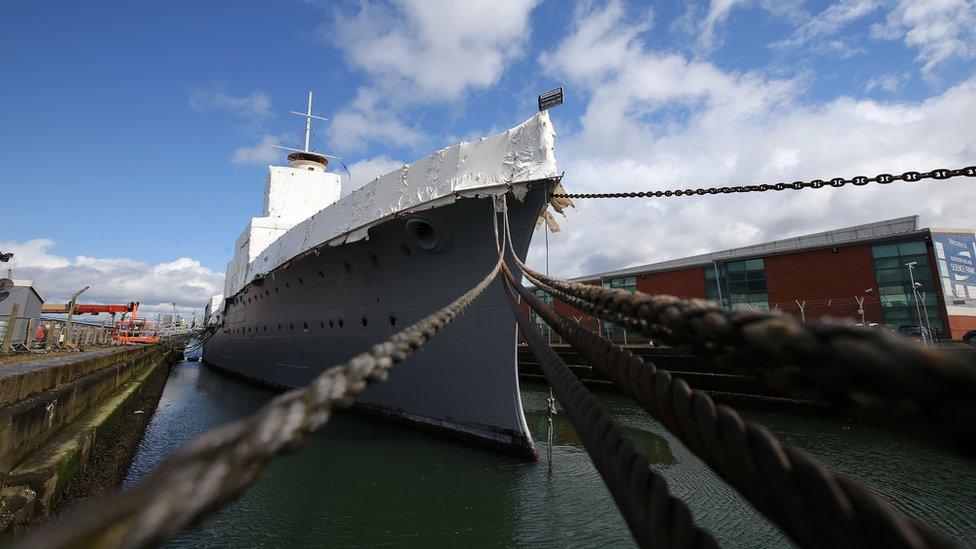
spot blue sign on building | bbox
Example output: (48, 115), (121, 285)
(934, 233), (976, 305)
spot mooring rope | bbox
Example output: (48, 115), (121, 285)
(502, 273), (718, 548)
(506, 264), (956, 548)
(513, 258), (976, 459)
(17, 255), (504, 549)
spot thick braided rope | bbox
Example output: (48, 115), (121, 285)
(516, 259), (976, 458)
(502, 275), (717, 549)
(18, 257), (503, 549)
(508, 266), (955, 548)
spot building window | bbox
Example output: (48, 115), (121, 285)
(531, 289), (554, 337)
(871, 240), (944, 331)
(602, 277), (636, 337)
(705, 259), (768, 311)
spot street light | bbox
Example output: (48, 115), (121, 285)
(915, 283), (934, 346)
(854, 288), (873, 326)
(905, 262), (927, 346)
(63, 286), (90, 348)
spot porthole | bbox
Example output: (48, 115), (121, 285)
(389, 315), (397, 326)
(299, 278), (304, 285)
(318, 270), (324, 278)
(289, 323), (294, 330)
(329, 320), (334, 328)
(278, 324), (282, 331)
(286, 283), (291, 290)
(263, 326), (267, 332)
(369, 254), (378, 266)
(320, 321), (325, 329)
(338, 319), (344, 328)
(303, 322), (308, 332)
(361, 316), (368, 327)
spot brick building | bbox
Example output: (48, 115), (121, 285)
(530, 216), (976, 341)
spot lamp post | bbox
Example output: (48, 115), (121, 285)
(854, 288), (873, 326)
(916, 285), (934, 346)
(63, 286), (90, 348)
(905, 262), (926, 346)
(711, 260), (725, 310)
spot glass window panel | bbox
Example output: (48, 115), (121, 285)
(898, 241), (926, 255)
(876, 270), (904, 284)
(747, 280), (767, 292)
(727, 261), (746, 273)
(730, 282), (748, 293)
(903, 254), (929, 267)
(872, 244), (899, 258)
(874, 257), (900, 269)
(744, 259), (764, 271)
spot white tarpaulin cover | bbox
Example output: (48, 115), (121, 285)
(221, 110), (558, 298)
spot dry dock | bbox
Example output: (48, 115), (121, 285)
(0, 345), (176, 537)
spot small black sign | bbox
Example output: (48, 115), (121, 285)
(538, 87), (564, 111)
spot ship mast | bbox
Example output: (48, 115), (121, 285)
(275, 91), (340, 162)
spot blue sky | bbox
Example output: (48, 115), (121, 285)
(2, 0), (975, 311)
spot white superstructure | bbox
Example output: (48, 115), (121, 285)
(220, 108), (557, 300)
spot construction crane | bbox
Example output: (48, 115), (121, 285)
(41, 301), (140, 316)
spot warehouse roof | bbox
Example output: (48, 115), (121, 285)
(576, 215), (925, 282)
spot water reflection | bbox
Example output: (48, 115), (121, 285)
(126, 362), (975, 548)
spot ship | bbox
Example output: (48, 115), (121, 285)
(203, 92), (564, 458)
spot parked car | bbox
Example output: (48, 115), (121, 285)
(898, 325), (930, 344)
(964, 330), (976, 347)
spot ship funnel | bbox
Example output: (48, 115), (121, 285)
(287, 151), (329, 172)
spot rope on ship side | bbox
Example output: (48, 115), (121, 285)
(504, 263), (952, 548)
(512, 256), (976, 459)
(17, 253), (506, 549)
(502, 271), (718, 548)
(15, 169), (976, 548)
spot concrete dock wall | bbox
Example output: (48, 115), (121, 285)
(0, 345), (174, 536)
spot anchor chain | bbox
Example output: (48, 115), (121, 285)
(551, 165), (976, 199)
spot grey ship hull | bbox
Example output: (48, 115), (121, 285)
(203, 181), (553, 458)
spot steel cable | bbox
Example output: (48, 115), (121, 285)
(501, 272), (718, 548)
(506, 264), (956, 548)
(514, 259), (976, 459)
(16, 256), (504, 549)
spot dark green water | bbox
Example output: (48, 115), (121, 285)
(125, 361), (976, 547)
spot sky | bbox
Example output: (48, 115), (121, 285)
(1, 0), (975, 317)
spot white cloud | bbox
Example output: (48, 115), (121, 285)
(330, 0), (540, 102)
(532, 1), (976, 278)
(697, 0), (805, 50)
(872, 0), (976, 76)
(773, 0), (883, 49)
(189, 86), (272, 120)
(0, 239), (223, 313)
(340, 155), (404, 196)
(231, 134), (287, 165)
(327, 88), (426, 152)
(865, 71), (911, 93)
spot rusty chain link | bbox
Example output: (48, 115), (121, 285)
(16, 256), (504, 549)
(502, 273), (718, 549)
(506, 264), (955, 548)
(551, 166), (976, 199)
(514, 259), (976, 459)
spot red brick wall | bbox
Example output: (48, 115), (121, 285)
(948, 315), (976, 340)
(637, 267), (707, 299)
(764, 244), (883, 323)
